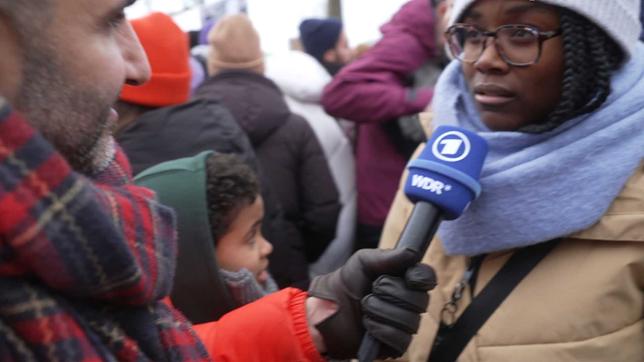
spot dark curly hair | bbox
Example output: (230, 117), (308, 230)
(522, 8), (624, 133)
(205, 153), (260, 244)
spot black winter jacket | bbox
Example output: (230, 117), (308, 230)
(195, 71), (341, 265)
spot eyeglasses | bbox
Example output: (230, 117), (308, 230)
(445, 24), (562, 66)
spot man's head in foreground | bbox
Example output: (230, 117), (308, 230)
(0, 0), (150, 174)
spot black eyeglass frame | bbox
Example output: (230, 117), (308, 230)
(445, 23), (562, 67)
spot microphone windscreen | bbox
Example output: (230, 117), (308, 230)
(404, 125), (488, 220)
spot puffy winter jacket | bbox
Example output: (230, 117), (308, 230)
(195, 71), (341, 277)
(266, 50), (357, 275)
(322, 0), (441, 228)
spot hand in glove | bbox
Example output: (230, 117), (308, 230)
(307, 248), (436, 359)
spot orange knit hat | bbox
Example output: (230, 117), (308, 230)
(120, 12), (191, 107)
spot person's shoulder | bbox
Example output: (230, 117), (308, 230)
(283, 112), (317, 135)
(266, 113), (319, 155)
(265, 51), (331, 100)
(183, 98), (235, 118)
(194, 73), (244, 96)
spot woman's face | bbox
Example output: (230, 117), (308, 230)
(460, 0), (565, 131)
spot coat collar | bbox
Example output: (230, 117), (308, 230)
(571, 161), (644, 243)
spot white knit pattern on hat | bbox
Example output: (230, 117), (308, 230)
(449, 0), (642, 60)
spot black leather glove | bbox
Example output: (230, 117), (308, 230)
(308, 248), (436, 359)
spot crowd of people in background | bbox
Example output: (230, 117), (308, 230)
(112, 1), (457, 293)
(0, 0), (643, 361)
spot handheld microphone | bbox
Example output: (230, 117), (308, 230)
(358, 125), (488, 362)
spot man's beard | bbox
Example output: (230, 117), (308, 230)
(321, 60), (344, 76)
(15, 40), (116, 175)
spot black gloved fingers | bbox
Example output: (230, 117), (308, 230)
(363, 316), (413, 358)
(350, 248), (418, 281)
(372, 275), (429, 313)
(308, 267), (345, 302)
(405, 263), (437, 291)
(361, 294), (423, 334)
(305, 248), (424, 360)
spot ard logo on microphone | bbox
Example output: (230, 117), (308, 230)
(432, 131), (471, 162)
(404, 125), (487, 220)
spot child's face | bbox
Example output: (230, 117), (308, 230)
(215, 196), (273, 285)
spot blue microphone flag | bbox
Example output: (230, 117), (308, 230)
(404, 125), (488, 220)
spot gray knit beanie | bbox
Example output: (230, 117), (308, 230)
(449, 0), (642, 60)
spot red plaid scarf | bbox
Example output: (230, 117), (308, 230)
(0, 101), (210, 361)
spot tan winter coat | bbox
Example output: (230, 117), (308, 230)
(380, 130), (644, 361)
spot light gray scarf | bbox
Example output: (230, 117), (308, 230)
(220, 268), (279, 306)
(431, 44), (644, 256)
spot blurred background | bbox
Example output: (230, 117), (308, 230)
(125, 0), (409, 54)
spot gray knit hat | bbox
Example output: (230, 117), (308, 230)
(449, 0), (642, 60)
